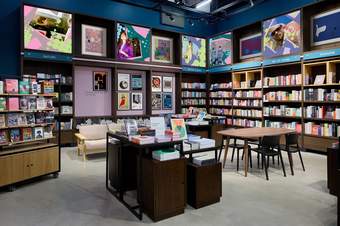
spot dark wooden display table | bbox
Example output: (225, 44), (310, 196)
(106, 132), (185, 221)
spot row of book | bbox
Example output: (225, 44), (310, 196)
(0, 126), (53, 144)
(182, 91), (206, 98)
(181, 99), (206, 105)
(263, 106), (302, 117)
(181, 83), (206, 89)
(234, 80), (261, 89)
(233, 119), (262, 128)
(210, 82), (232, 90)
(233, 99), (262, 107)
(305, 106), (340, 120)
(55, 106), (73, 115)
(1, 112), (54, 127)
(210, 91), (233, 98)
(234, 90), (262, 98)
(181, 107), (206, 114)
(0, 97), (54, 111)
(263, 90), (302, 102)
(209, 108), (232, 116)
(1, 78), (54, 94)
(304, 72), (336, 85)
(304, 89), (340, 101)
(209, 99), (232, 106)
(233, 109), (262, 118)
(305, 122), (339, 137)
(264, 121), (302, 133)
(263, 74), (302, 87)
(56, 120), (73, 131)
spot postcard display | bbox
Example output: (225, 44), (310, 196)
(151, 73), (176, 115)
(116, 70), (146, 116)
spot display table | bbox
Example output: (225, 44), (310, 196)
(106, 132), (185, 221)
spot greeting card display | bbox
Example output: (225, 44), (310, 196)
(23, 5), (72, 54)
(152, 36), (173, 63)
(162, 93), (172, 110)
(311, 8), (340, 46)
(118, 73), (130, 91)
(116, 23), (151, 62)
(151, 93), (162, 110)
(263, 10), (301, 58)
(151, 76), (162, 92)
(131, 74), (142, 90)
(118, 92), (130, 110)
(162, 77), (173, 92)
(240, 33), (262, 59)
(209, 32), (232, 67)
(170, 119), (187, 140)
(81, 24), (107, 56)
(182, 35), (206, 67)
(93, 71), (107, 91)
(131, 93), (143, 110)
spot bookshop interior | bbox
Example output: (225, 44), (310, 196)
(2, 0), (340, 225)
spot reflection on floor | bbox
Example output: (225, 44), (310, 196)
(0, 147), (336, 226)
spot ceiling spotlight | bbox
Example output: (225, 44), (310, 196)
(189, 19), (194, 26)
(196, 0), (212, 9)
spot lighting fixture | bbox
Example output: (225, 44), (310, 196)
(195, 0), (212, 9)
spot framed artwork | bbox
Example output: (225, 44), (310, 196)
(152, 36), (173, 63)
(23, 5), (72, 54)
(181, 35), (206, 67)
(131, 74), (142, 90)
(131, 93), (143, 110)
(263, 10), (301, 58)
(117, 92), (129, 110)
(311, 8), (340, 46)
(240, 33), (262, 59)
(151, 76), (162, 92)
(162, 93), (172, 110)
(93, 71), (107, 91)
(151, 93), (162, 110)
(81, 24), (107, 57)
(117, 73), (130, 91)
(162, 76), (173, 92)
(116, 23), (151, 62)
(209, 32), (232, 67)
(170, 119), (187, 140)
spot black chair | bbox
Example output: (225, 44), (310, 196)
(279, 133), (305, 175)
(229, 138), (252, 171)
(250, 135), (286, 180)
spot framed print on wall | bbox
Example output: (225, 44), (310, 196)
(152, 36), (173, 64)
(81, 24), (107, 57)
(93, 71), (107, 91)
(116, 23), (151, 62)
(240, 33), (262, 59)
(151, 93), (162, 110)
(117, 92), (130, 110)
(162, 77), (173, 92)
(131, 74), (142, 90)
(117, 73), (130, 91)
(162, 93), (172, 110)
(181, 35), (206, 67)
(131, 93), (143, 110)
(151, 76), (162, 92)
(209, 32), (232, 67)
(311, 8), (340, 46)
(263, 10), (301, 58)
(23, 5), (72, 54)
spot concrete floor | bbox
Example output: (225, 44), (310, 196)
(0, 148), (336, 226)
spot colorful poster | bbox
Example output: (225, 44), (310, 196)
(162, 93), (172, 110)
(116, 23), (151, 62)
(240, 33), (262, 59)
(151, 93), (162, 110)
(81, 24), (107, 56)
(152, 36), (173, 63)
(181, 35), (206, 67)
(131, 93), (143, 110)
(311, 8), (340, 46)
(118, 92), (129, 110)
(263, 10), (301, 58)
(24, 5), (72, 54)
(151, 76), (162, 92)
(209, 32), (232, 67)
(170, 119), (187, 140)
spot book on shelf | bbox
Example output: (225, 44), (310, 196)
(305, 106), (340, 120)
(131, 135), (155, 145)
(233, 119), (262, 128)
(7, 97), (19, 111)
(46, 98), (53, 109)
(0, 114), (5, 128)
(61, 106), (73, 114)
(34, 127), (44, 139)
(314, 75), (326, 85)
(327, 72), (336, 84)
(20, 97), (28, 110)
(0, 81), (3, 94)
(152, 149), (180, 161)
(41, 81), (54, 94)
(17, 113), (27, 126)
(36, 97), (46, 110)
(181, 83), (206, 89)
(263, 106), (301, 117)
(210, 91), (232, 98)
(27, 97), (37, 110)
(264, 74), (302, 87)
(210, 82), (232, 90)
(124, 119), (138, 136)
(60, 92), (72, 102)
(264, 90), (302, 101)
(19, 81), (30, 94)
(0, 97), (6, 111)
(235, 90), (262, 98)
(10, 129), (21, 142)
(0, 130), (8, 144)
(304, 88), (340, 101)
(44, 126), (53, 138)
(305, 122), (339, 137)
(7, 113), (18, 127)
(21, 128), (33, 141)
(26, 113), (35, 125)
(5, 79), (18, 94)
(264, 120), (301, 133)
(35, 112), (45, 124)
(31, 82), (38, 94)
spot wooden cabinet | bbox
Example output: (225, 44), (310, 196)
(141, 157), (186, 222)
(0, 145), (59, 188)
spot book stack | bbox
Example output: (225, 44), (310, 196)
(152, 149), (180, 161)
(155, 135), (172, 143)
(193, 155), (216, 166)
(131, 135), (155, 145)
(165, 130), (182, 141)
(264, 74), (302, 87)
(195, 138), (215, 149)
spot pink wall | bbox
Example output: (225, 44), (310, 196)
(74, 66), (112, 117)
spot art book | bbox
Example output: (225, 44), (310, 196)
(7, 97), (19, 111)
(41, 81), (54, 94)
(0, 97), (6, 111)
(26, 113), (35, 125)
(131, 74), (143, 90)
(20, 97), (28, 110)
(124, 119), (138, 135)
(31, 82), (38, 94)
(117, 92), (129, 110)
(150, 116), (166, 136)
(35, 112), (45, 124)
(131, 93), (143, 110)
(0, 130), (8, 144)
(45, 98), (54, 109)
(34, 127), (44, 139)
(151, 93), (162, 110)
(21, 128), (33, 141)
(45, 112), (55, 123)
(44, 126), (53, 138)
(117, 73), (130, 91)
(36, 97), (46, 110)
(28, 97), (37, 110)
(170, 119), (187, 140)
(10, 129), (21, 142)
(162, 77), (173, 92)
(5, 79), (18, 94)
(7, 113), (18, 127)
(0, 114), (6, 128)
(19, 81), (30, 94)
(17, 113), (27, 126)
(151, 76), (162, 92)
(162, 93), (173, 110)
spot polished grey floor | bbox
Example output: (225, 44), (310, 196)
(0, 148), (336, 226)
